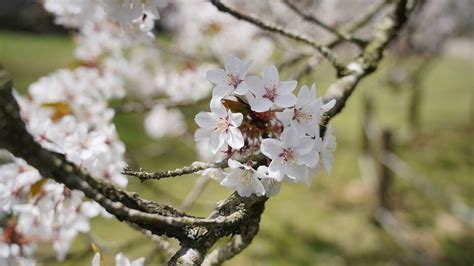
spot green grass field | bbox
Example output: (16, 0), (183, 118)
(1, 30), (473, 265)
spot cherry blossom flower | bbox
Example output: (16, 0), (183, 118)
(246, 65), (297, 112)
(206, 55), (252, 99)
(261, 128), (317, 182)
(220, 159), (265, 197)
(277, 84), (335, 137)
(194, 99), (244, 153)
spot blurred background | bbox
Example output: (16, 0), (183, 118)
(0, 0), (473, 265)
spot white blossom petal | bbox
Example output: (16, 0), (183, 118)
(238, 59), (253, 78)
(206, 68), (226, 84)
(274, 93), (297, 108)
(224, 55), (241, 75)
(212, 84), (233, 99)
(245, 76), (264, 95)
(268, 159), (284, 181)
(194, 112), (218, 130)
(194, 128), (212, 140)
(248, 95), (273, 112)
(220, 169), (242, 187)
(227, 159), (242, 169)
(277, 80), (297, 94)
(263, 65), (279, 88)
(228, 127), (244, 150)
(229, 112), (243, 127)
(210, 130), (226, 153)
(296, 85), (313, 108)
(234, 81), (249, 95)
(261, 138), (283, 159)
(210, 98), (228, 117)
(285, 163), (306, 180)
(275, 109), (293, 128)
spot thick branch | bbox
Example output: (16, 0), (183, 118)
(169, 194), (267, 265)
(202, 213), (260, 266)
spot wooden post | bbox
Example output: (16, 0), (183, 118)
(377, 128), (393, 210)
(361, 92), (374, 154)
(408, 79), (422, 131)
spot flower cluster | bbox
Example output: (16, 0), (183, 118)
(0, 70), (127, 263)
(162, 1), (274, 70)
(195, 55), (337, 197)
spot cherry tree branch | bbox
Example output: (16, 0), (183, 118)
(210, 0), (346, 75)
(202, 227), (259, 265)
(282, 0), (368, 47)
(342, 0), (391, 33)
(327, 0), (390, 47)
(202, 210), (261, 266)
(122, 154), (266, 182)
(324, 0), (413, 118)
(169, 193), (268, 265)
(122, 162), (224, 182)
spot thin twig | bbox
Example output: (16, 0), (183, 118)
(327, 0), (390, 47)
(283, 0), (367, 47)
(210, 0), (346, 75)
(123, 154), (265, 182)
(122, 161), (224, 182)
(341, 0), (391, 33)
